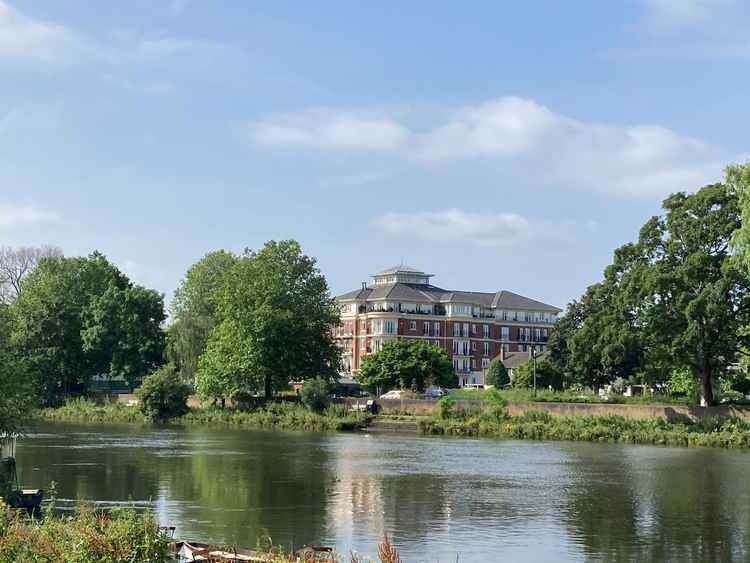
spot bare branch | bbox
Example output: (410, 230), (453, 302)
(0, 245), (63, 304)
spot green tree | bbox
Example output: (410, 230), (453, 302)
(168, 250), (237, 382)
(728, 161), (750, 273)
(82, 284), (166, 390)
(485, 359), (509, 388)
(197, 240), (340, 400)
(357, 339), (454, 392)
(512, 359), (563, 390)
(137, 364), (191, 421)
(300, 378), (330, 412)
(634, 184), (750, 405)
(10, 252), (166, 404)
(0, 304), (31, 436)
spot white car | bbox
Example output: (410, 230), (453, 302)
(379, 390), (403, 400)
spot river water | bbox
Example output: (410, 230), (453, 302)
(15, 422), (750, 562)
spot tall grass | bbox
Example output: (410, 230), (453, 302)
(38, 399), (370, 432)
(0, 501), (168, 562)
(420, 406), (750, 448)
(448, 388), (691, 405)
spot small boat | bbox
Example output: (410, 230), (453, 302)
(174, 540), (335, 562)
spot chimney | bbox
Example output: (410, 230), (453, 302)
(361, 281), (367, 290)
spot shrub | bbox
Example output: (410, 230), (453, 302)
(137, 364), (191, 421)
(437, 396), (456, 420)
(300, 378), (330, 412)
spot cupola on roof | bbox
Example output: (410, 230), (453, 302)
(371, 264), (433, 285)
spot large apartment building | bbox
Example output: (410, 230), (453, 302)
(334, 265), (562, 387)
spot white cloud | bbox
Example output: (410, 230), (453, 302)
(249, 96), (728, 197)
(248, 109), (410, 151)
(0, 202), (59, 230)
(373, 209), (586, 248)
(639, 0), (735, 33)
(0, 0), (88, 64)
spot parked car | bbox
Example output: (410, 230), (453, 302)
(379, 390), (403, 400)
(424, 387), (445, 398)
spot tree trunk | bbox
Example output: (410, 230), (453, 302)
(220, 397), (225, 409)
(264, 375), (272, 399)
(700, 366), (714, 407)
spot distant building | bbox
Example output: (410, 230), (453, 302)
(334, 265), (561, 388)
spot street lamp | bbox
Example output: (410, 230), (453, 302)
(531, 348), (539, 397)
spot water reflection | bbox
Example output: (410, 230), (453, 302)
(16, 423), (750, 562)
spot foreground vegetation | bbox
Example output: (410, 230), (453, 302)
(0, 501), (168, 563)
(421, 397), (750, 449)
(38, 399), (370, 432)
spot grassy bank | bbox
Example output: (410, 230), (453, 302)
(37, 398), (370, 432)
(448, 388), (692, 405)
(0, 501), (168, 563)
(420, 407), (750, 448)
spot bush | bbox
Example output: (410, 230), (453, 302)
(300, 378), (330, 412)
(137, 364), (191, 421)
(437, 396), (456, 420)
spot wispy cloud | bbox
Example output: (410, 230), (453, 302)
(0, 0), (89, 64)
(247, 96), (728, 198)
(373, 209), (595, 248)
(0, 202), (60, 230)
(248, 109), (410, 152)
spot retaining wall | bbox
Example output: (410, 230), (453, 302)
(338, 397), (750, 422)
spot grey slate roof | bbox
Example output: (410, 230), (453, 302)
(336, 282), (561, 313)
(500, 350), (550, 370)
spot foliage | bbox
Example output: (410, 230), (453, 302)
(10, 252), (166, 405)
(82, 283), (166, 390)
(437, 396), (456, 420)
(485, 359), (509, 388)
(512, 359), (563, 390)
(168, 250), (238, 382)
(420, 409), (750, 449)
(39, 398), (149, 424)
(0, 305), (32, 436)
(137, 364), (191, 421)
(0, 503), (169, 562)
(668, 367), (699, 402)
(300, 378), (330, 412)
(198, 240), (341, 401)
(447, 387), (691, 405)
(358, 339), (454, 392)
(553, 180), (750, 405)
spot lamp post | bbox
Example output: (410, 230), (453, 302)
(532, 348), (538, 398)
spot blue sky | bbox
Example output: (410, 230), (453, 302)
(2, 0), (749, 310)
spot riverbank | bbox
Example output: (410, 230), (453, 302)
(38, 399), (370, 432)
(419, 408), (750, 448)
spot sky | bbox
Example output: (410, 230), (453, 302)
(2, 0), (749, 311)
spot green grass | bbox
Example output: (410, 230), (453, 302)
(37, 399), (370, 432)
(419, 407), (750, 448)
(448, 388), (692, 405)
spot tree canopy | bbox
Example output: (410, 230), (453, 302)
(168, 250), (238, 382)
(485, 359), (509, 388)
(554, 177), (750, 405)
(10, 252), (166, 404)
(357, 339), (454, 392)
(196, 240), (340, 401)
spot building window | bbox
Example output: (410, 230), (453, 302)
(482, 358), (490, 369)
(522, 344), (528, 352)
(462, 341), (470, 356)
(452, 340), (459, 354)
(434, 322), (440, 336)
(434, 340), (440, 347)
(453, 323), (461, 337)
(501, 327), (509, 340)
(360, 339), (366, 350)
(423, 322), (430, 336)
(453, 358), (460, 371)
(483, 325), (489, 339)
(462, 323), (469, 337)
(502, 343), (509, 352)
(483, 342), (489, 356)
(472, 324), (477, 335)
(472, 341), (477, 351)
(472, 358), (477, 369)
(385, 320), (395, 334)
(409, 320), (417, 331)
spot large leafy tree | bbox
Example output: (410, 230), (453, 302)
(485, 358), (510, 388)
(0, 304), (32, 436)
(197, 240), (340, 400)
(10, 252), (166, 404)
(357, 339), (454, 392)
(82, 283), (166, 390)
(168, 250), (237, 382)
(633, 184), (750, 405)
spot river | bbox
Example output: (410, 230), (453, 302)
(15, 422), (750, 562)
